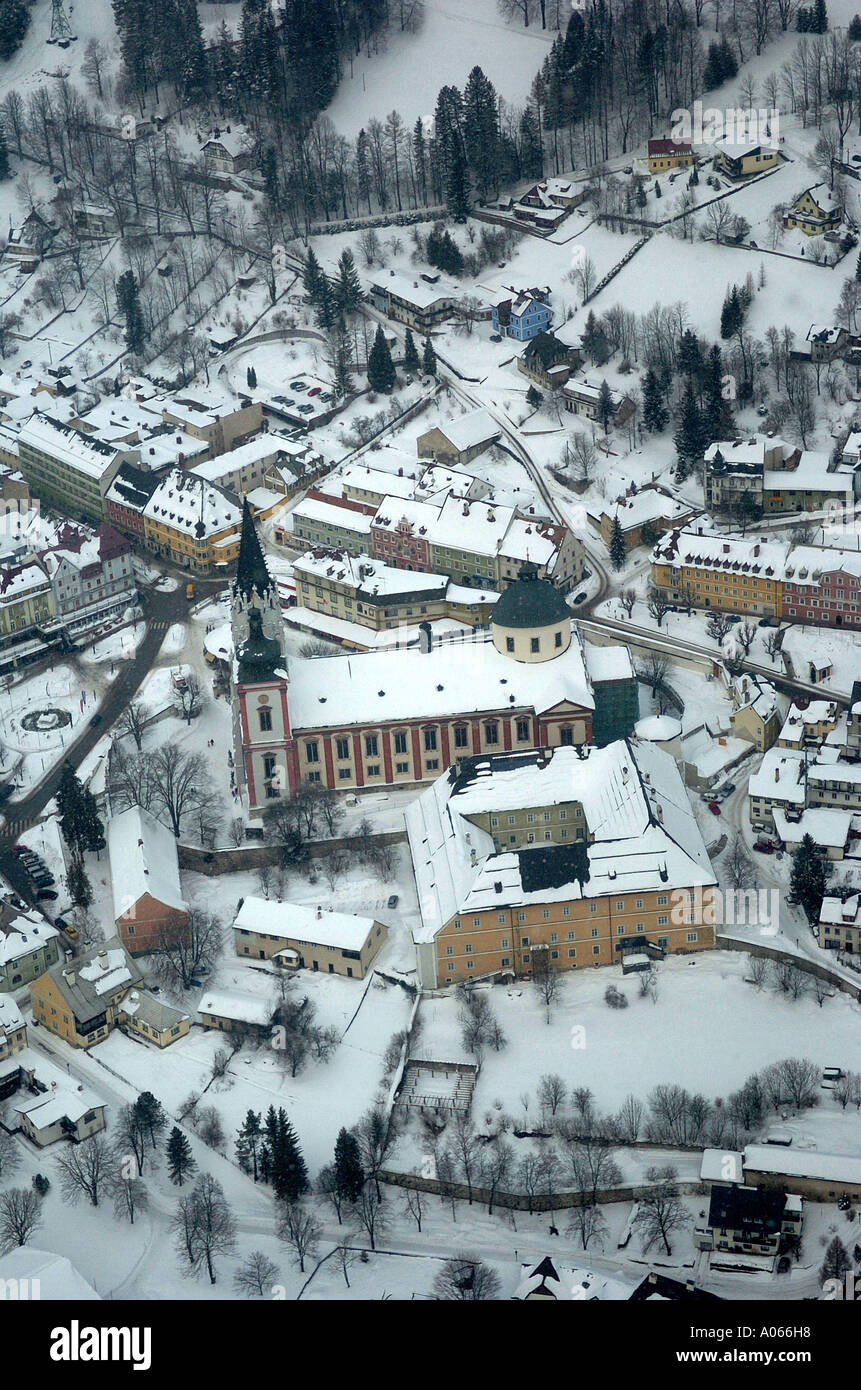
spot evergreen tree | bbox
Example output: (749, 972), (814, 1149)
(850, 11), (861, 37)
(260, 147), (281, 211)
(367, 325), (396, 392)
(270, 1108), (308, 1203)
(526, 384), (543, 409)
(0, 0), (31, 63)
(704, 344), (734, 439)
(445, 141), (471, 221)
(642, 368), (668, 433)
(821, 1234), (851, 1283)
(581, 309), (609, 365)
(115, 270), (146, 357)
(855, 248), (861, 282)
(328, 330), (353, 400)
(790, 833), (831, 924)
(236, 1110), (264, 1182)
(333, 1127), (364, 1203)
(314, 274), (338, 333)
(335, 248), (363, 315)
(403, 329), (420, 375)
(0, 122), (9, 182)
(302, 247), (324, 305)
(246, 366), (257, 390)
(677, 329), (702, 383)
(422, 337), (437, 375)
(654, 180), (661, 198)
(355, 128), (372, 214)
(596, 379), (615, 433)
(166, 1127), (196, 1186)
(463, 65), (501, 200)
(720, 285), (743, 340)
(518, 104), (543, 180)
(56, 762), (104, 863)
(813, 0), (828, 30)
(636, 180), (647, 209)
(66, 860), (92, 912)
(608, 515), (626, 571)
(674, 380), (707, 480)
(135, 1092), (167, 1149)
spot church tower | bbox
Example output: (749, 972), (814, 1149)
(231, 499), (295, 813)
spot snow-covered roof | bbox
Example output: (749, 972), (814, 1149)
(143, 468), (242, 539)
(0, 914), (59, 966)
(191, 431), (304, 482)
(286, 627), (593, 733)
(234, 897), (377, 951)
(18, 414), (121, 480)
(0, 1248), (100, 1301)
(293, 549), (449, 599)
(744, 1144), (861, 1185)
(13, 1084), (105, 1128)
(0, 993), (24, 1034)
(291, 494), (374, 534)
(425, 409), (500, 454)
(370, 268), (457, 309)
(608, 490), (694, 531)
(731, 674), (778, 724)
(338, 462), (418, 498)
(407, 739), (715, 945)
(635, 715), (682, 741)
(198, 989), (273, 1026)
(773, 806), (851, 849)
(701, 1148), (744, 1183)
(107, 805), (187, 920)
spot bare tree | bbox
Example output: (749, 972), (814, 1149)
(533, 949), (561, 1021)
(334, 1239), (361, 1288)
(173, 672), (206, 725)
(481, 1139), (514, 1215)
(150, 744), (212, 838)
(351, 1182), (389, 1251)
(54, 1136), (110, 1207)
(402, 1184), (426, 1232)
(432, 1252), (501, 1300)
(152, 910), (224, 991)
(0, 1128), (20, 1180)
(172, 1174), (236, 1285)
(640, 650), (669, 697)
(566, 1199), (608, 1252)
(233, 1251), (280, 1298)
(115, 700), (149, 750)
(619, 588), (636, 618)
(0, 1188), (43, 1251)
(537, 1073), (566, 1117)
(633, 1165), (690, 1256)
(278, 1200), (321, 1273)
(109, 1173), (149, 1225)
(724, 833), (754, 890)
(646, 588), (671, 629)
(567, 1136), (623, 1207)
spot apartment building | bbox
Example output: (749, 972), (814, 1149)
(0, 915), (61, 993)
(159, 394), (263, 459)
(39, 522), (134, 623)
(368, 268), (456, 333)
(30, 939), (143, 1049)
(0, 559), (54, 645)
(143, 468), (243, 572)
(17, 414), (127, 522)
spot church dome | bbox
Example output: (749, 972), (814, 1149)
(492, 561), (570, 629)
(491, 562), (571, 664)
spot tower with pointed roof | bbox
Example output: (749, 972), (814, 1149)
(230, 500), (296, 812)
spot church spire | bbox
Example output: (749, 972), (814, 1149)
(234, 497), (274, 604)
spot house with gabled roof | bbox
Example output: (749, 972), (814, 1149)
(107, 805), (189, 955)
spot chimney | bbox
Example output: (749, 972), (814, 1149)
(97, 951), (108, 968)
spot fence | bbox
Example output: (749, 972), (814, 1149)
(378, 1166), (706, 1211)
(177, 827), (406, 875)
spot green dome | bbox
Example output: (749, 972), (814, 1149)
(492, 562), (569, 630)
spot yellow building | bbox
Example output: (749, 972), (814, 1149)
(407, 739), (717, 989)
(0, 560), (54, 644)
(233, 898), (387, 979)
(143, 467), (243, 573)
(783, 184), (841, 235)
(30, 941), (142, 1049)
(715, 139), (778, 180)
(647, 138), (693, 173)
(651, 531), (784, 617)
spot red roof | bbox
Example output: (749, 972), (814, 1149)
(648, 138), (691, 156)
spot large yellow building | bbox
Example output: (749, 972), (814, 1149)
(0, 560), (54, 643)
(651, 531), (783, 617)
(406, 738), (716, 989)
(143, 468), (243, 573)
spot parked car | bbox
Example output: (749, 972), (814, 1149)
(716, 782), (736, 796)
(90, 713), (103, 727)
(307, 386), (322, 397)
(188, 978), (203, 989)
(37, 889), (58, 901)
(708, 801), (722, 815)
(489, 333), (503, 343)
(726, 615), (742, 624)
(753, 839), (774, 854)
(387, 894), (399, 909)
(573, 592), (588, 604)
(289, 379), (308, 390)
(297, 403), (314, 414)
